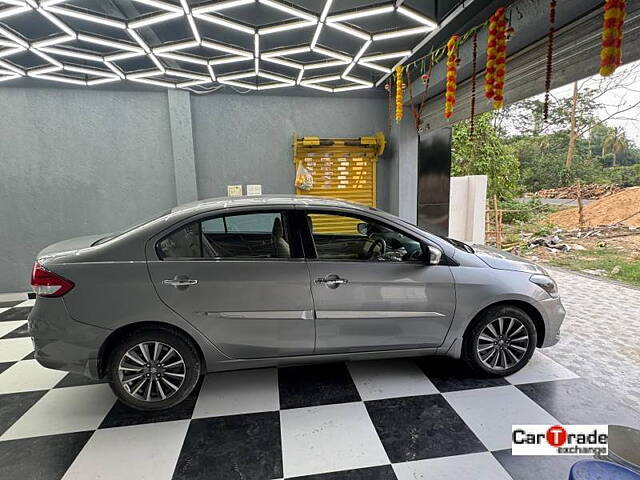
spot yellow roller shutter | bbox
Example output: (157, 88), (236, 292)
(293, 133), (385, 234)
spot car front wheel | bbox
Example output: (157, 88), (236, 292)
(107, 328), (201, 411)
(462, 305), (537, 377)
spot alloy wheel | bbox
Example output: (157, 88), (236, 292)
(117, 341), (186, 402)
(477, 316), (530, 371)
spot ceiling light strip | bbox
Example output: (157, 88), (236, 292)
(207, 64), (216, 81)
(128, 11), (183, 29)
(193, 0), (255, 14)
(373, 26), (431, 41)
(0, 25), (28, 48)
(87, 77), (120, 86)
(0, 5), (30, 19)
(259, 20), (316, 35)
(261, 46), (310, 58)
(44, 6), (127, 29)
(40, 46), (104, 62)
(129, 77), (177, 88)
(358, 61), (391, 73)
(301, 74), (339, 85)
(397, 5), (438, 29)
(201, 40), (253, 58)
(258, 0), (317, 23)
(153, 40), (199, 54)
(325, 22), (370, 41)
(104, 61), (125, 79)
(31, 73), (86, 85)
(261, 56), (303, 70)
(26, 64), (62, 76)
(36, 9), (77, 38)
(64, 64), (118, 78)
(165, 68), (210, 81)
(32, 35), (73, 48)
(305, 59), (349, 70)
(258, 71), (295, 85)
(29, 47), (63, 67)
(0, 46), (25, 58)
(149, 53), (166, 72)
(311, 46), (351, 62)
(258, 83), (292, 90)
(130, 0), (184, 14)
(301, 83), (333, 93)
(77, 34), (144, 53)
(361, 50), (412, 62)
(0, 58), (24, 75)
(193, 13), (255, 35)
(209, 56), (253, 65)
(105, 51), (145, 61)
(156, 51), (208, 65)
(218, 71), (255, 81)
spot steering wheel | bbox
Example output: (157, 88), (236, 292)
(364, 236), (386, 260)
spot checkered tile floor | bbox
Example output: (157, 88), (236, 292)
(1, 298), (640, 480)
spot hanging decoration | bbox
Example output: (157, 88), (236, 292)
(600, 0), (627, 77)
(484, 7), (508, 109)
(395, 65), (405, 123)
(444, 35), (460, 119)
(470, 31), (478, 144)
(484, 9), (501, 100)
(492, 9), (508, 109)
(544, 0), (557, 122)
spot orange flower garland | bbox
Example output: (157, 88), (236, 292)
(484, 9), (500, 100)
(444, 35), (460, 119)
(600, 0), (626, 77)
(395, 65), (404, 123)
(492, 8), (508, 109)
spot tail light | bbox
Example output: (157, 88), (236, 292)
(31, 263), (75, 297)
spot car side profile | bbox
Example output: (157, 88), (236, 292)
(28, 195), (565, 410)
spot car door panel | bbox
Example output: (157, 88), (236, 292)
(309, 262), (456, 353)
(149, 260), (315, 359)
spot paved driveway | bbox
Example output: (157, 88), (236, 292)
(545, 268), (640, 412)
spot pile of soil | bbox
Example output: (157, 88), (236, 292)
(531, 184), (623, 200)
(550, 187), (640, 228)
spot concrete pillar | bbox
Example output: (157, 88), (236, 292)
(390, 111), (419, 223)
(449, 175), (487, 244)
(167, 89), (198, 204)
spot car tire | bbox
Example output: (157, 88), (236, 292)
(107, 327), (201, 411)
(462, 305), (537, 377)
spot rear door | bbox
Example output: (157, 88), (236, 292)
(147, 209), (315, 359)
(302, 209), (456, 353)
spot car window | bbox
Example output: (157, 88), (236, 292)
(307, 212), (424, 262)
(157, 212), (291, 260)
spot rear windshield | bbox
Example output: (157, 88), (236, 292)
(92, 209), (171, 246)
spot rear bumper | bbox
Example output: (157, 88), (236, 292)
(28, 297), (111, 379)
(538, 296), (566, 348)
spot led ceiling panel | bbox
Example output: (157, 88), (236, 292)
(0, 0), (439, 93)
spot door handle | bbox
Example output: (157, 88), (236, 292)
(162, 278), (198, 287)
(315, 275), (348, 289)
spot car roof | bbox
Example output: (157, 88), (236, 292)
(170, 195), (377, 214)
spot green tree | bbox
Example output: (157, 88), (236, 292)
(452, 113), (520, 199)
(602, 127), (630, 166)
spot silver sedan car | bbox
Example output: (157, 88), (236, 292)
(29, 196), (565, 410)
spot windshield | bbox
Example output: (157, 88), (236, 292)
(92, 209), (171, 246)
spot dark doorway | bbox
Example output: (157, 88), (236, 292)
(417, 127), (452, 236)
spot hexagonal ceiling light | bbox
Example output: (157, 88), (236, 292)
(0, 0), (439, 93)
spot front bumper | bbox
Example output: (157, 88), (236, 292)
(538, 296), (566, 348)
(28, 296), (111, 379)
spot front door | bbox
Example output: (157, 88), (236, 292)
(148, 210), (315, 359)
(303, 211), (456, 353)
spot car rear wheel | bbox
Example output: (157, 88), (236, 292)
(107, 328), (201, 411)
(462, 305), (537, 377)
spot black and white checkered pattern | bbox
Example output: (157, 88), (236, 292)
(1, 300), (639, 480)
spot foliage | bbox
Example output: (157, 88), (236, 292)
(451, 112), (520, 199)
(498, 199), (553, 224)
(605, 164), (640, 187)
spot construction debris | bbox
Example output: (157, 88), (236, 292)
(529, 184), (623, 200)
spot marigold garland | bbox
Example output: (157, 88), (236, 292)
(600, 0), (626, 77)
(484, 9), (501, 100)
(492, 8), (508, 109)
(395, 65), (404, 123)
(444, 35), (460, 119)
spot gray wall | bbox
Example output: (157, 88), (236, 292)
(0, 86), (391, 292)
(191, 93), (389, 202)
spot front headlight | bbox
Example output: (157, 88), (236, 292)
(530, 274), (559, 298)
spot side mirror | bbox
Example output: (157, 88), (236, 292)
(425, 245), (443, 265)
(356, 223), (368, 235)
